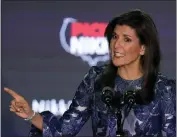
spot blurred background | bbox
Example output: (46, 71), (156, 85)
(2, 1), (176, 136)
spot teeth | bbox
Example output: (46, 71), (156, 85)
(114, 52), (125, 57)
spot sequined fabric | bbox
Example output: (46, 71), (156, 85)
(28, 66), (176, 137)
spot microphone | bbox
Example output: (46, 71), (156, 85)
(101, 86), (144, 109)
(123, 88), (144, 106)
(123, 89), (136, 105)
(101, 86), (144, 137)
(101, 86), (114, 107)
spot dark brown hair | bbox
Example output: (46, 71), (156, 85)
(98, 9), (161, 104)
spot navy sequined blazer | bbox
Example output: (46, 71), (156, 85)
(29, 65), (176, 137)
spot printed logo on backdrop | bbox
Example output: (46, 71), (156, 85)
(32, 19), (110, 115)
(59, 17), (110, 66)
(32, 99), (72, 116)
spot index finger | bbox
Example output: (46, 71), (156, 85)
(4, 87), (24, 100)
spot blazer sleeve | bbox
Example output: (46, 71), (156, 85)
(161, 79), (176, 137)
(28, 66), (99, 137)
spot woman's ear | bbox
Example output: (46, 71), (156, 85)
(140, 45), (145, 55)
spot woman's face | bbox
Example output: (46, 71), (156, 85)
(110, 25), (145, 67)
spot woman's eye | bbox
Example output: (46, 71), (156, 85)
(112, 34), (117, 39)
(124, 37), (131, 42)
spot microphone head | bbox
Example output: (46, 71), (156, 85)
(123, 89), (136, 104)
(101, 86), (114, 106)
(123, 86), (144, 105)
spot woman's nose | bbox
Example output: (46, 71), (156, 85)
(114, 39), (123, 48)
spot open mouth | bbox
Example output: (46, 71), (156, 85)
(114, 52), (125, 57)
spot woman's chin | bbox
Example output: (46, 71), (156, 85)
(112, 60), (124, 67)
